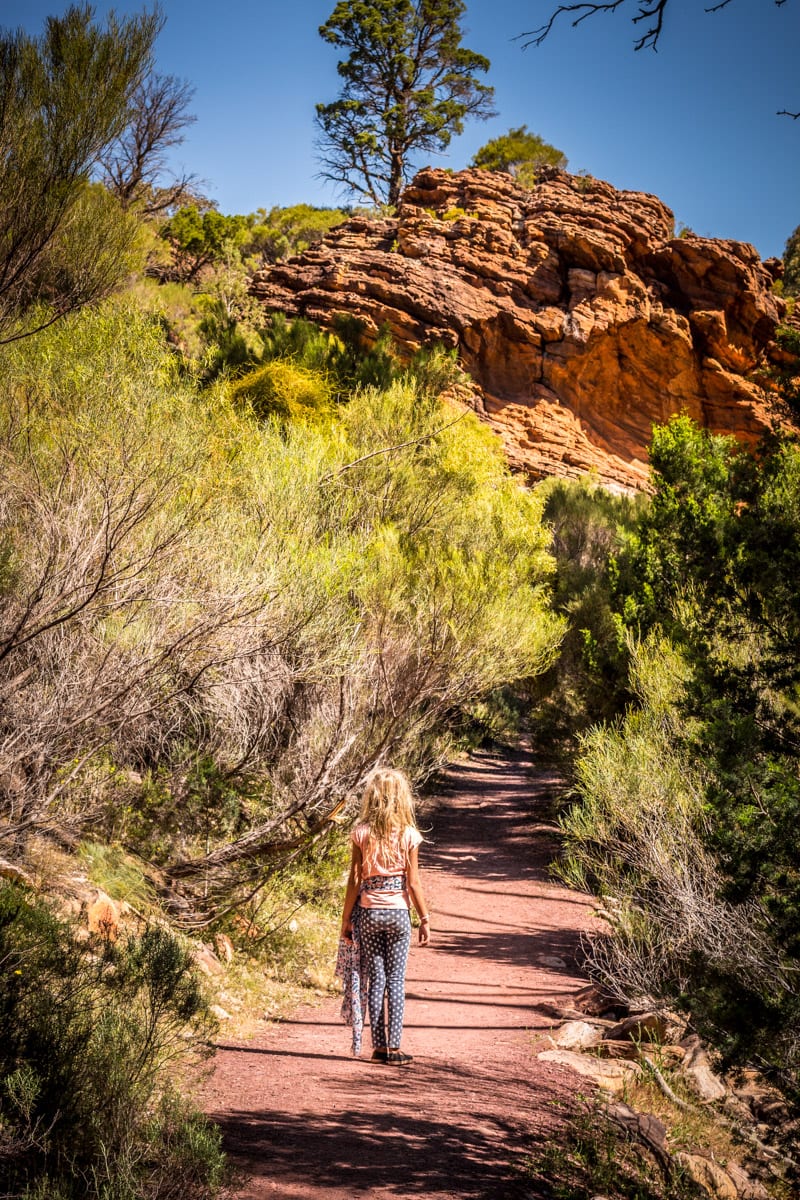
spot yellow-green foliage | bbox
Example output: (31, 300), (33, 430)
(123, 276), (208, 360)
(440, 206), (478, 221)
(562, 634), (702, 897)
(425, 206), (478, 222)
(78, 841), (156, 912)
(245, 203), (348, 263)
(229, 359), (333, 423)
(0, 302), (563, 881)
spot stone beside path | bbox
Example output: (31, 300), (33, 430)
(203, 747), (602, 1200)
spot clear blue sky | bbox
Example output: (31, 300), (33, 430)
(4, 0), (799, 259)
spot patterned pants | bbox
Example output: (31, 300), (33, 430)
(359, 907), (412, 1050)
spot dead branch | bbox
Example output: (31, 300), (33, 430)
(319, 410), (468, 483)
(166, 796), (348, 879)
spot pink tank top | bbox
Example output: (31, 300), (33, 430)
(351, 823), (422, 909)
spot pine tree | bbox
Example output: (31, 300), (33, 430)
(316, 0), (494, 207)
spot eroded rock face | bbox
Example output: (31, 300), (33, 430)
(252, 168), (785, 491)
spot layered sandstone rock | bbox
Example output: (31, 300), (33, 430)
(252, 168), (785, 491)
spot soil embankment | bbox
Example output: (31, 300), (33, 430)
(204, 747), (601, 1199)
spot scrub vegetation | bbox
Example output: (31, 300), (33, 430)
(3, 3), (800, 1196)
(535, 409), (800, 1122)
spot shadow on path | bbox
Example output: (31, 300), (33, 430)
(205, 745), (597, 1200)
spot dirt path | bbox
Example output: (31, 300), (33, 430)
(204, 747), (599, 1199)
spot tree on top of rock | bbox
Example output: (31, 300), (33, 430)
(316, 0), (495, 208)
(471, 126), (567, 185)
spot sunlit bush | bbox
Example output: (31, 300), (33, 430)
(0, 302), (562, 913)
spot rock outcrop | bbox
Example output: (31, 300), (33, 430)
(537, 987), (788, 1200)
(252, 167), (786, 491)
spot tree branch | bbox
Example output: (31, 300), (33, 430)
(319, 410), (469, 484)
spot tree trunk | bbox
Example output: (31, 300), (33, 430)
(388, 146), (404, 208)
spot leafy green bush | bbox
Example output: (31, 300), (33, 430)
(470, 125), (568, 182)
(244, 203), (347, 264)
(0, 882), (223, 1199)
(0, 5), (160, 344)
(557, 416), (800, 1108)
(529, 475), (641, 752)
(159, 206), (250, 281)
(259, 312), (400, 391)
(784, 222), (800, 296)
(562, 636), (783, 1013)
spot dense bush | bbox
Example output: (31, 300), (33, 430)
(0, 302), (562, 916)
(470, 124), (568, 183)
(784, 223), (800, 296)
(158, 203), (347, 282)
(0, 882), (223, 1199)
(243, 204), (347, 265)
(553, 417), (800, 1104)
(256, 312), (400, 392)
(562, 637), (789, 1054)
(0, 6), (160, 344)
(530, 475), (642, 752)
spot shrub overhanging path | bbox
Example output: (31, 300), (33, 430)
(205, 747), (600, 1199)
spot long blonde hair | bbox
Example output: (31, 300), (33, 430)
(358, 767), (418, 868)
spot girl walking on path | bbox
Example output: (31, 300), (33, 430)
(340, 768), (430, 1065)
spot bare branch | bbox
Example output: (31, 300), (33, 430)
(521, 0), (791, 58)
(166, 795), (349, 878)
(97, 72), (197, 214)
(319, 410), (469, 484)
(518, 1), (627, 49)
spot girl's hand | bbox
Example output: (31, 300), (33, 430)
(341, 918), (353, 943)
(418, 920), (430, 947)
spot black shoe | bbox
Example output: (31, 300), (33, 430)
(371, 1048), (389, 1062)
(387, 1050), (413, 1065)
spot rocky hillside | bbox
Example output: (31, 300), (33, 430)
(252, 167), (786, 491)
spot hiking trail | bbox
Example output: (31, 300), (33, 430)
(204, 746), (601, 1199)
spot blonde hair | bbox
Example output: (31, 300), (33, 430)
(358, 767), (418, 868)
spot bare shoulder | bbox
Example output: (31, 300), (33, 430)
(351, 822), (369, 846)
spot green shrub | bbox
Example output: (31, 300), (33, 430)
(529, 475), (641, 752)
(470, 125), (568, 178)
(439, 206), (478, 221)
(244, 203), (347, 264)
(0, 882), (223, 1199)
(557, 417), (800, 1109)
(257, 312), (399, 392)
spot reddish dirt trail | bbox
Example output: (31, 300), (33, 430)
(204, 747), (599, 1199)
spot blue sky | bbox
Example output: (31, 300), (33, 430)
(4, 0), (799, 259)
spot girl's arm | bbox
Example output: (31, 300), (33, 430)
(340, 842), (362, 942)
(406, 844), (430, 946)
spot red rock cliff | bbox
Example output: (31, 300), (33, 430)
(251, 167), (785, 491)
